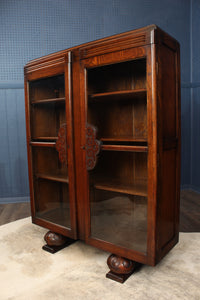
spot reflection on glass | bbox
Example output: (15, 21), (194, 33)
(29, 75), (65, 140)
(32, 146), (70, 229)
(31, 101), (66, 140)
(29, 74), (70, 229)
(35, 180), (70, 228)
(90, 190), (147, 253)
(87, 59), (147, 142)
(89, 150), (148, 253)
(87, 58), (148, 253)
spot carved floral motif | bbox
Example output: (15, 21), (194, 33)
(86, 123), (101, 170)
(56, 123), (67, 165)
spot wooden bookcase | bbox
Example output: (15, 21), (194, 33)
(24, 25), (180, 283)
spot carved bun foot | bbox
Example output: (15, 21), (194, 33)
(106, 254), (138, 283)
(42, 231), (75, 254)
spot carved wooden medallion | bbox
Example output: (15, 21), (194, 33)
(56, 123), (67, 165)
(86, 123), (101, 170)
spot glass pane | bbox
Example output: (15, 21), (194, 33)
(91, 190), (147, 252)
(87, 59), (146, 94)
(32, 145), (70, 229)
(29, 75), (65, 140)
(34, 179), (70, 228)
(87, 59), (147, 142)
(32, 147), (68, 179)
(88, 97), (147, 142)
(89, 150), (148, 253)
(87, 58), (148, 253)
(30, 101), (65, 139)
(29, 75), (65, 101)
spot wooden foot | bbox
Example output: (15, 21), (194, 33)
(106, 254), (138, 283)
(42, 231), (76, 254)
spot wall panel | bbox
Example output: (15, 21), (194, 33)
(191, 0), (200, 192)
(0, 87), (29, 202)
(181, 87), (191, 187)
(0, 0), (197, 201)
(191, 87), (200, 191)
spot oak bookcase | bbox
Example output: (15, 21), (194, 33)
(24, 25), (180, 283)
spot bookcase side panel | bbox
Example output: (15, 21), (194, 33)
(156, 42), (180, 262)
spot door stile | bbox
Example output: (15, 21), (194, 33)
(64, 52), (77, 239)
(24, 74), (36, 221)
(25, 54), (77, 238)
(81, 47), (151, 263)
(79, 61), (91, 242)
(146, 43), (158, 265)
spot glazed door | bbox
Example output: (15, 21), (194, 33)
(25, 53), (77, 238)
(80, 47), (155, 263)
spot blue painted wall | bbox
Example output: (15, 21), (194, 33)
(0, 0), (190, 81)
(0, 0), (194, 202)
(191, 0), (200, 192)
(0, 87), (29, 202)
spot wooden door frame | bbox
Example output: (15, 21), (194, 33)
(78, 45), (158, 265)
(24, 52), (77, 239)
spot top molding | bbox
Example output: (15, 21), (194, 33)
(24, 24), (179, 75)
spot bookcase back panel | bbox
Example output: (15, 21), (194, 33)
(90, 150), (147, 188)
(87, 58), (147, 142)
(32, 147), (68, 177)
(29, 74), (66, 140)
(88, 97), (147, 141)
(29, 75), (65, 101)
(31, 102), (66, 139)
(87, 59), (146, 94)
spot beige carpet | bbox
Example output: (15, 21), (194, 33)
(0, 218), (199, 300)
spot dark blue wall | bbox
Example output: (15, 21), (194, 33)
(191, 0), (200, 192)
(0, 0), (190, 81)
(0, 0), (194, 202)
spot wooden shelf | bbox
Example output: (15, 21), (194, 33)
(93, 181), (147, 197)
(36, 173), (69, 183)
(101, 137), (147, 142)
(30, 141), (56, 147)
(31, 97), (65, 105)
(88, 89), (146, 101)
(101, 144), (148, 152)
(32, 137), (58, 141)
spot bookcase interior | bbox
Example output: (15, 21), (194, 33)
(29, 75), (65, 140)
(90, 190), (147, 253)
(34, 179), (70, 228)
(87, 59), (147, 142)
(32, 146), (68, 179)
(29, 75), (65, 101)
(87, 59), (146, 94)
